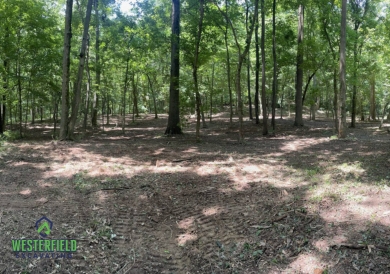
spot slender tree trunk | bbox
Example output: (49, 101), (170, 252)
(338, 0), (347, 138)
(67, 0), (93, 139)
(147, 74), (158, 119)
(271, 0), (277, 131)
(255, 14), (260, 124)
(165, 0), (181, 134)
(91, 0), (100, 127)
(193, 0), (205, 141)
(83, 38), (91, 131)
(333, 69), (338, 132)
(60, 0), (73, 140)
(210, 63), (215, 122)
(294, 4), (304, 127)
(131, 73), (139, 118)
(123, 58), (130, 133)
(370, 74), (376, 120)
(1, 59), (7, 134)
(224, 26), (233, 125)
(261, 0), (268, 135)
(245, 4), (252, 120)
(17, 62), (22, 138)
(351, 43), (357, 128)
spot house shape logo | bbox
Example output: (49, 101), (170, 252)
(35, 216), (53, 238)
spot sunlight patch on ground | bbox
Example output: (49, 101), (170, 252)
(19, 189), (31, 196)
(177, 233), (197, 246)
(288, 253), (325, 273)
(177, 217), (195, 230)
(337, 162), (364, 175)
(202, 206), (223, 216)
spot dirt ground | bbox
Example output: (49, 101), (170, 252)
(0, 112), (390, 274)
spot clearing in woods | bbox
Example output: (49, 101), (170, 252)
(0, 113), (390, 273)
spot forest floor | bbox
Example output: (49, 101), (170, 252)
(0, 111), (390, 274)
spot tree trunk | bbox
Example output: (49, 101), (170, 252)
(333, 69), (338, 132)
(1, 59), (7, 134)
(193, 0), (205, 141)
(271, 0), (277, 131)
(210, 62), (215, 122)
(294, 4), (304, 127)
(147, 74), (158, 119)
(67, 0), (93, 140)
(83, 39), (91, 131)
(59, 0), (73, 140)
(261, 0), (268, 135)
(91, 0), (100, 127)
(338, 0), (347, 138)
(131, 73), (139, 118)
(165, 0), (181, 134)
(17, 62), (22, 138)
(245, 4), (253, 120)
(224, 24), (233, 125)
(370, 75), (376, 120)
(123, 57), (130, 133)
(255, 13), (260, 124)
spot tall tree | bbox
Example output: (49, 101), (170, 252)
(260, 0), (268, 135)
(91, 0), (100, 127)
(271, 0), (277, 131)
(59, 0), (74, 140)
(350, 0), (369, 127)
(193, 0), (205, 140)
(338, 0), (347, 138)
(294, 4), (304, 127)
(67, 0), (93, 139)
(165, 0), (181, 134)
(215, 0), (259, 142)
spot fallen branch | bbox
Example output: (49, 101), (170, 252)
(331, 244), (388, 252)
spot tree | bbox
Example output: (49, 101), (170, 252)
(67, 0), (94, 140)
(91, 0), (100, 127)
(260, 0), (268, 135)
(215, 0), (259, 142)
(59, 0), (74, 140)
(165, 0), (181, 135)
(294, 4), (304, 127)
(338, 0), (347, 138)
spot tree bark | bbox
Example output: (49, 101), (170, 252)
(294, 4), (304, 127)
(59, 0), (73, 140)
(67, 0), (93, 139)
(165, 0), (181, 134)
(338, 0), (347, 138)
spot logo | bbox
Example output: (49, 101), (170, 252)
(11, 216), (78, 259)
(35, 216), (53, 237)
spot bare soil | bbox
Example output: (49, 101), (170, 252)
(0, 113), (390, 274)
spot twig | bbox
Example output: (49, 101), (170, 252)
(272, 214), (288, 223)
(172, 158), (192, 162)
(85, 187), (131, 195)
